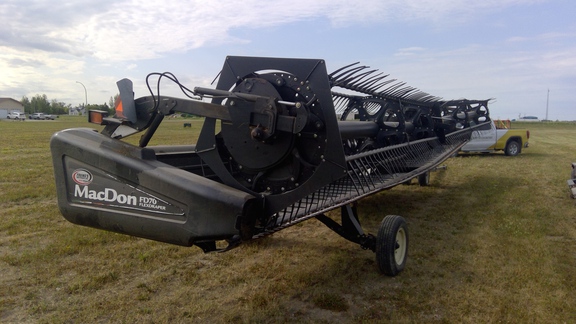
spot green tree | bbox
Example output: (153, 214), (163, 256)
(108, 94), (119, 115)
(50, 99), (71, 115)
(28, 94), (50, 114)
(20, 96), (31, 113)
(19, 93), (115, 116)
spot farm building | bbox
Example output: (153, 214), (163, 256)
(0, 98), (24, 119)
(69, 107), (86, 116)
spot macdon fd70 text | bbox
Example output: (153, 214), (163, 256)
(51, 56), (490, 275)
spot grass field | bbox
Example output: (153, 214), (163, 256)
(1, 117), (575, 323)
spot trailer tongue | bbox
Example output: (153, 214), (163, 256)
(51, 56), (490, 275)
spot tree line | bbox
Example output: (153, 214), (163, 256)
(20, 94), (118, 115)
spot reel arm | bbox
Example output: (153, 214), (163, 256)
(91, 83), (310, 145)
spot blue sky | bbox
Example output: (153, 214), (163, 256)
(1, 0), (575, 120)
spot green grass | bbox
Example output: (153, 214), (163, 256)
(1, 118), (576, 322)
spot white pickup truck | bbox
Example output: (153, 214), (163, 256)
(460, 119), (530, 156)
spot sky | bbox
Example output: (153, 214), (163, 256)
(1, 0), (575, 120)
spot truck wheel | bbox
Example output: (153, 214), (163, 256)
(505, 140), (521, 156)
(376, 215), (408, 276)
(418, 171), (430, 186)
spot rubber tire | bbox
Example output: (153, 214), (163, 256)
(376, 215), (408, 276)
(418, 172), (430, 186)
(505, 140), (521, 156)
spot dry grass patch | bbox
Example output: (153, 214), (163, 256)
(1, 118), (576, 322)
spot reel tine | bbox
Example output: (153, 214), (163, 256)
(328, 62), (361, 78)
(364, 78), (396, 93)
(330, 62), (444, 106)
(333, 67), (372, 87)
(330, 64), (370, 82)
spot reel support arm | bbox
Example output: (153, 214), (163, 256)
(102, 85), (310, 145)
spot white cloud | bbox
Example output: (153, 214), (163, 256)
(395, 47), (427, 57)
(2, 0), (545, 62)
(1, 0), (573, 120)
(383, 37), (576, 119)
(0, 46), (85, 99)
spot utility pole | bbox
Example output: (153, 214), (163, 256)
(545, 89), (549, 121)
(76, 81), (87, 108)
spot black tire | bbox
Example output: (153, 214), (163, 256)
(505, 140), (521, 156)
(376, 215), (408, 276)
(418, 171), (430, 186)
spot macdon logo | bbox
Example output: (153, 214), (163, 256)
(72, 169), (93, 185)
(73, 185), (168, 211)
(74, 184), (137, 206)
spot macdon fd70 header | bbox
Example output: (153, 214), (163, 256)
(50, 56), (490, 276)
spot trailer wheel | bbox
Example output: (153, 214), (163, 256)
(505, 140), (521, 156)
(418, 171), (430, 186)
(376, 215), (408, 276)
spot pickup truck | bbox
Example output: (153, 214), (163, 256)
(30, 113), (46, 120)
(460, 119), (529, 156)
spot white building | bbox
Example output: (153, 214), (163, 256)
(0, 98), (24, 119)
(69, 107), (86, 116)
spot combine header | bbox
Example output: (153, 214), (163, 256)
(51, 56), (490, 275)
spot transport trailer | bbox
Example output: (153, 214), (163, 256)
(51, 56), (490, 275)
